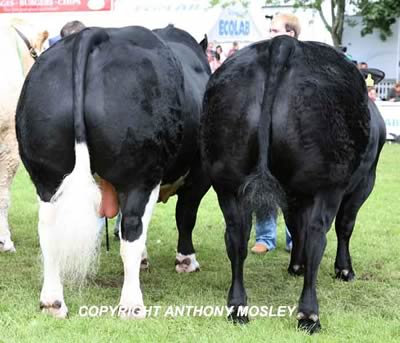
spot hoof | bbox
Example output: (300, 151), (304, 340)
(175, 253), (200, 273)
(227, 309), (249, 325)
(0, 238), (16, 253)
(297, 312), (321, 334)
(288, 264), (304, 276)
(140, 258), (150, 271)
(119, 305), (146, 320)
(335, 268), (355, 281)
(140, 248), (149, 270)
(40, 300), (68, 319)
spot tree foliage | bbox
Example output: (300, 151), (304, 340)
(357, 0), (400, 41)
(279, 0), (400, 44)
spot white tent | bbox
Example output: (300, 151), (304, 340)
(342, 15), (400, 81)
(114, 0), (221, 41)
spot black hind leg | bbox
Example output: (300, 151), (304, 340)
(215, 188), (252, 324)
(296, 190), (343, 334)
(335, 172), (377, 281)
(284, 196), (314, 277)
(175, 162), (211, 273)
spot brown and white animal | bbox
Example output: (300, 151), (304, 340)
(0, 19), (48, 252)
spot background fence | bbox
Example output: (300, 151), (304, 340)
(376, 79), (397, 100)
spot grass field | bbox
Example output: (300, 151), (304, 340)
(0, 144), (399, 343)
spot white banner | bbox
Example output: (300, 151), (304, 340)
(376, 101), (400, 140)
(208, 5), (265, 43)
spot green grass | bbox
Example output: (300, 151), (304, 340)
(1, 144), (400, 342)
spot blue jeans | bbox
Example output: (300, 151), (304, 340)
(98, 216), (105, 232)
(255, 216), (292, 251)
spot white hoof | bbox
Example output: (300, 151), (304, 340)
(40, 300), (68, 319)
(119, 304), (146, 319)
(341, 269), (350, 277)
(175, 253), (200, 273)
(0, 237), (16, 252)
(297, 312), (305, 320)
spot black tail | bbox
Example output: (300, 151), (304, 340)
(241, 36), (296, 219)
(72, 28), (108, 143)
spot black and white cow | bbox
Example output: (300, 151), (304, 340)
(201, 36), (386, 333)
(16, 25), (210, 318)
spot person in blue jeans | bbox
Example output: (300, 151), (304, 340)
(251, 214), (292, 254)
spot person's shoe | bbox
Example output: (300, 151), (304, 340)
(251, 243), (269, 254)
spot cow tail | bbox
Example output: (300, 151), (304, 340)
(241, 37), (294, 220)
(50, 28), (108, 285)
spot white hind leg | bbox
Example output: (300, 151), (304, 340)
(0, 141), (19, 253)
(38, 200), (68, 319)
(119, 184), (159, 319)
(0, 188), (15, 252)
(116, 213), (150, 270)
(33, 142), (101, 319)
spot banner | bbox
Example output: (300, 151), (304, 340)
(376, 101), (400, 139)
(0, 0), (113, 13)
(208, 5), (264, 43)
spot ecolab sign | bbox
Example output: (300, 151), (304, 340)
(0, 0), (113, 13)
(219, 19), (250, 37)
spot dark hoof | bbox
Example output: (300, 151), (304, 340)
(227, 310), (249, 325)
(40, 300), (62, 310)
(39, 300), (68, 319)
(175, 257), (191, 266)
(175, 257), (200, 273)
(288, 264), (304, 276)
(140, 258), (150, 271)
(335, 268), (355, 281)
(298, 318), (321, 334)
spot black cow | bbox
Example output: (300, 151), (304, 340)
(16, 25), (210, 318)
(201, 36), (386, 333)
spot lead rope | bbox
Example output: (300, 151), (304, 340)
(105, 218), (110, 252)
